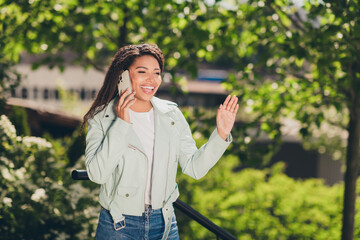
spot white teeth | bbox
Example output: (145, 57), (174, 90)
(141, 86), (154, 90)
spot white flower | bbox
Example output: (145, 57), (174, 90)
(0, 115), (17, 139)
(21, 204), (30, 210)
(3, 197), (12, 207)
(15, 167), (26, 180)
(55, 232), (69, 240)
(31, 188), (47, 202)
(22, 136), (52, 149)
(1, 167), (13, 181)
(54, 208), (60, 215)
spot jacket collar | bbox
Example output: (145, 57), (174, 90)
(101, 97), (117, 120)
(151, 96), (177, 114)
(100, 96), (176, 120)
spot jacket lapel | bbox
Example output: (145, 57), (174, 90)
(151, 97), (177, 152)
(151, 97), (178, 169)
(98, 97), (145, 152)
(98, 96), (178, 163)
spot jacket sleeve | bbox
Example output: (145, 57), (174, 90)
(85, 115), (132, 184)
(176, 108), (232, 180)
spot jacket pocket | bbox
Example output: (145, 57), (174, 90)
(117, 186), (138, 198)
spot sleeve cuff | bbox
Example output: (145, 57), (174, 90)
(225, 133), (232, 143)
(210, 128), (232, 146)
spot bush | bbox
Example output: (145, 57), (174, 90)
(176, 153), (359, 240)
(0, 115), (98, 240)
(2, 112), (360, 239)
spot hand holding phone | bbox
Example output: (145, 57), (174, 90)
(118, 70), (133, 98)
(116, 70), (135, 122)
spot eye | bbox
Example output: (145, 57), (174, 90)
(137, 70), (146, 74)
(155, 72), (161, 75)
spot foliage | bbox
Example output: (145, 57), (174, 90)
(2, 105), (31, 136)
(0, 0), (238, 101)
(1, 106), (354, 240)
(217, 1), (360, 238)
(218, 0), (359, 157)
(1, 0), (360, 238)
(177, 154), (360, 240)
(0, 115), (98, 240)
(1, 0), (357, 166)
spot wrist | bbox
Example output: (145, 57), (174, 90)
(217, 129), (228, 141)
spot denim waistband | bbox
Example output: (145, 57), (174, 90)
(144, 205), (162, 215)
(101, 205), (162, 216)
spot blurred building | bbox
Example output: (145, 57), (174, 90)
(10, 64), (229, 117)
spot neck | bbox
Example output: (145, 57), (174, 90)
(130, 98), (153, 112)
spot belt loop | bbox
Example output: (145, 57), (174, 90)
(145, 204), (152, 218)
(145, 204), (152, 211)
(114, 219), (126, 231)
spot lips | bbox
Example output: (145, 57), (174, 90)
(140, 85), (155, 94)
(141, 86), (155, 90)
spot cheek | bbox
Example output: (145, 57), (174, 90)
(156, 78), (162, 87)
(132, 75), (148, 86)
(130, 75), (142, 88)
(130, 79), (136, 89)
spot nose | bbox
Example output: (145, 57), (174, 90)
(146, 72), (156, 82)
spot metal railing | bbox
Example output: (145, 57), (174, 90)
(71, 170), (237, 240)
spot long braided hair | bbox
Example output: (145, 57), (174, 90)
(81, 43), (164, 131)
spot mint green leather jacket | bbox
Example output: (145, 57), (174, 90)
(85, 96), (231, 239)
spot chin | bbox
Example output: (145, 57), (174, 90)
(136, 95), (154, 102)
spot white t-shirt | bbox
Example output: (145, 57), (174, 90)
(129, 108), (155, 205)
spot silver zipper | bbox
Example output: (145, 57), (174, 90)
(128, 144), (148, 209)
(128, 144), (147, 157)
(163, 142), (171, 206)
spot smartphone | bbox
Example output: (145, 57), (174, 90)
(118, 70), (133, 98)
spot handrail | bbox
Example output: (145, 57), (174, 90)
(71, 170), (237, 240)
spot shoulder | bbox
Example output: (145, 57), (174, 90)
(151, 97), (178, 113)
(90, 98), (117, 122)
(160, 99), (178, 107)
(151, 96), (178, 106)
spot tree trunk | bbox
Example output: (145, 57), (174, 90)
(342, 96), (360, 240)
(118, 7), (129, 47)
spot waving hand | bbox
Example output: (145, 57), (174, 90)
(216, 95), (239, 140)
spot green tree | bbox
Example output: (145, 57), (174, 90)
(0, 0), (229, 102)
(215, 1), (359, 239)
(2, 0), (359, 238)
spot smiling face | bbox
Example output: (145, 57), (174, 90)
(128, 55), (162, 110)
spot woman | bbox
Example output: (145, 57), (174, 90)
(83, 43), (239, 240)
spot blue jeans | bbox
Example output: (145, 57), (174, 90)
(95, 206), (180, 240)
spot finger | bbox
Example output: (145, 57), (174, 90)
(123, 91), (136, 105)
(116, 98), (123, 116)
(118, 88), (130, 103)
(217, 104), (223, 115)
(229, 96), (238, 112)
(216, 104), (223, 123)
(117, 89), (134, 110)
(225, 95), (236, 111)
(123, 97), (136, 109)
(117, 96), (123, 110)
(233, 104), (239, 115)
(223, 95), (231, 109)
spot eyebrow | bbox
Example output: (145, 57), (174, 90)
(135, 66), (161, 71)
